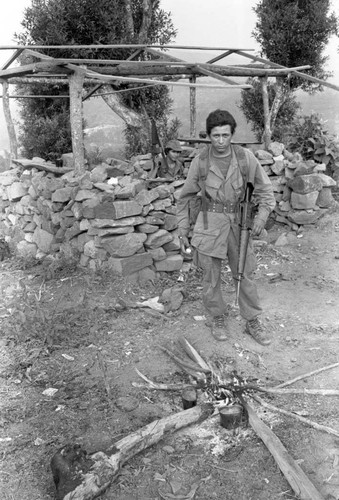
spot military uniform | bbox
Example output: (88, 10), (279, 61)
(177, 144), (275, 321)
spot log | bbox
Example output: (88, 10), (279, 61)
(55, 404), (213, 500)
(243, 399), (325, 500)
(12, 158), (72, 174)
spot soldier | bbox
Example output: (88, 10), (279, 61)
(177, 109), (275, 344)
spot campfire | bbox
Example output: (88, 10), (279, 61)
(51, 338), (339, 500)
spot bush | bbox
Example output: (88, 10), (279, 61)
(286, 113), (339, 177)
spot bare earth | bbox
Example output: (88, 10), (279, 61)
(1, 209), (339, 500)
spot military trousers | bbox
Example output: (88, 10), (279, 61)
(195, 227), (262, 321)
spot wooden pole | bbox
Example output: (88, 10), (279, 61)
(243, 400), (325, 500)
(1, 79), (18, 159)
(189, 75), (197, 137)
(68, 70), (85, 175)
(261, 76), (271, 149)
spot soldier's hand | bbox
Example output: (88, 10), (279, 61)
(251, 218), (265, 237)
(179, 235), (190, 250)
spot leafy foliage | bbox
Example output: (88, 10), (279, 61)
(239, 78), (300, 141)
(15, 0), (177, 159)
(286, 113), (339, 175)
(253, 0), (338, 91)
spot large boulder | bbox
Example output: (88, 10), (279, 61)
(288, 174), (323, 194)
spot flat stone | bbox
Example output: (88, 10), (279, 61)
(89, 164), (108, 183)
(316, 187), (335, 208)
(101, 232), (147, 257)
(7, 182), (27, 201)
(92, 216), (145, 228)
(317, 173), (336, 187)
(147, 247), (167, 261)
(161, 214), (178, 231)
(75, 189), (97, 201)
(152, 198), (172, 211)
(152, 185), (174, 199)
(287, 210), (322, 225)
(32, 227), (54, 253)
(270, 176), (286, 193)
(52, 187), (73, 203)
(163, 232), (180, 252)
(144, 229), (173, 249)
(270, 158), (285, 176)
(135, 188), (160, 206)
(313, 163), (327, 173)
(94, 200), (142, 219)
(136, 223), (159, 234)
(288, 174), (323, 194)
(0, 169), (20, 186)
(106, 253), (153, 276)
(255, 150), (274, 161)
(88, 226), (134, 236)
(93, 183), (115, 193)
(155, 254), (183, 272)
(291, 191), (319, 210)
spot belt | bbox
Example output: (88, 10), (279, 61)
(205, 200), (239, 214)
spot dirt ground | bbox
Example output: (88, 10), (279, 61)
(1, 208), (339, 500)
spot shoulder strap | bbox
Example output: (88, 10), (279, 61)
(232, 145), (248, 182)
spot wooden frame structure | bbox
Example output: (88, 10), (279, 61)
(1, 43), (338, 173)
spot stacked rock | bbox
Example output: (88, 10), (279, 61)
(0, 156), (186, 281)
(255, 141), (337, 229)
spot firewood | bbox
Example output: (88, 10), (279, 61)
(274, 362), (339, 389)
(243, 399), (325, 500)
(252, 394), (339, 438)
(56, 404), (213, 500)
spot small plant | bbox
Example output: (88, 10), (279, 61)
(286, 113), (339, 177)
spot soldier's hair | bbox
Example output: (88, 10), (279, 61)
(206, 109), (237, 135)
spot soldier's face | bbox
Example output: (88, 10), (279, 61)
(209, 125), (233, 155)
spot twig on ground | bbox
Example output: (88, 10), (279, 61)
(252, 394), (339, 438)
(206, 462), (238, 473)
(274, 362), (339, 389)
(134, 368), (195, 391)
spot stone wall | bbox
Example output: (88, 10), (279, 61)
(0, 143), (336, 280)
(254, 141), (336, 229)
(0, 154), (186, 282)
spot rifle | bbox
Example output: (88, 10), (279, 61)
(151, 118), (169, 176)
(235, 182), (255, 307)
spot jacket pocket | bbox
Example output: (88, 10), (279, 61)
(191, 226), (220, 255)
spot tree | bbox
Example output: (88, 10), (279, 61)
(240, 0), (338, 143)
(15, 0), (178, 160)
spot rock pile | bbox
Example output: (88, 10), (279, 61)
(0, 155), (186, 281)
(255, 141), (336, 229)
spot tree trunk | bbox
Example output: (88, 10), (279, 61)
(138, 0), (153, 43)
(261, 76), (271, 149)
(269, 77), (289, 134)
(1, 80), (18, 159)
(190, 76), (197, 137)
(124, 0), (134, 39)
(69, 70), (85, 175)
(97, 84), (146, 128)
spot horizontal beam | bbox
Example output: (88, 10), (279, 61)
(0, 44), (255, 51)
(236, 50), (339, 92)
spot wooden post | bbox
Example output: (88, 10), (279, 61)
(260, 76), (271, 149)
(69, 69), (85, 175)
(189, 75), (196, 138)
(1, 79), (18, 159)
